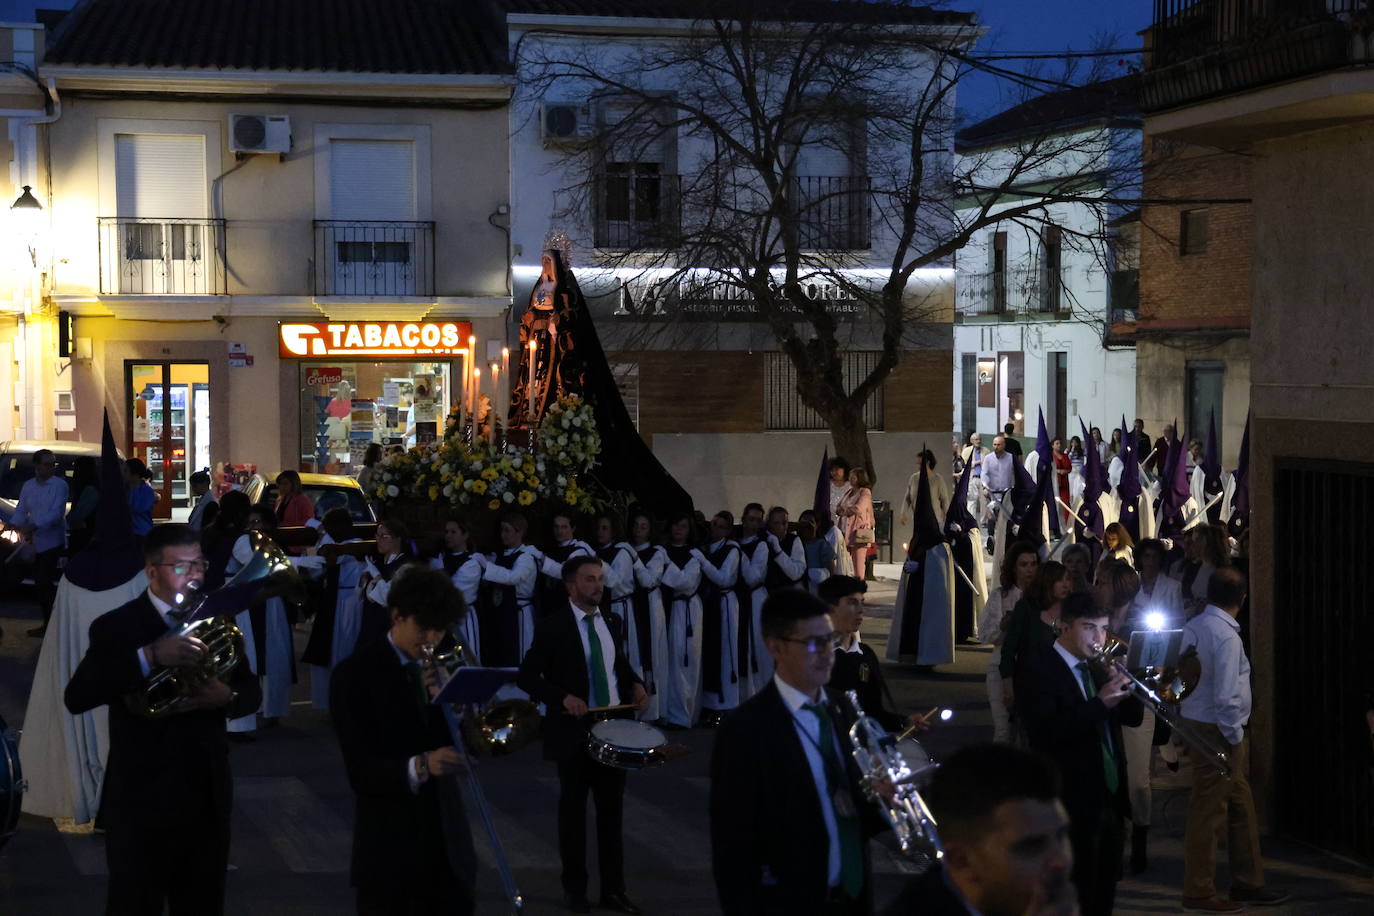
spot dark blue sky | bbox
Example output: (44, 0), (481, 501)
(957, 0), (1152, 119)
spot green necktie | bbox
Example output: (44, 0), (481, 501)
(584, 614), (611, 708)
(1076, 662), (1120, 795)
(405, 662), (429, 713)
(803, 701), (865, 899)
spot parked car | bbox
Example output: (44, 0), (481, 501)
(0, 439), (112, 565)
(241, 472), (377, 525)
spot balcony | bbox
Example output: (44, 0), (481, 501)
(1145, 0), (1372, 112)
(957, 265), (1071, 320)
(313, 220), (434, 297)
(593, 168), (682, 250)
(792, 175), (872, 251)
(98, 217), (226, 295)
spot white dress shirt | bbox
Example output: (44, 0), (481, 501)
(773, 674), (842, 888)
(12, 475), (69, 552)
(982, 451), (1015, 493)
(1180, 605), (1251, 745)
(571, 601), (620, 706)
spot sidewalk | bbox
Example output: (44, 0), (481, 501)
(859, 566), (1374, 915)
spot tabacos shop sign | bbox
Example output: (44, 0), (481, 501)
(279, 321), (473, 358)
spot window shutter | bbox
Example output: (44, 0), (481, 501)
(115, 134), (207, 218)
(329, 140), (415, 221)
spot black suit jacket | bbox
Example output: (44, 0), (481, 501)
(329, 636), (475, 894)
(880, 864), (975, 916)
(64, 592), (262, 831)
(1016, 642), (1142, 822)
(710, 681), (882, 916)
(517, 602), (642, 761)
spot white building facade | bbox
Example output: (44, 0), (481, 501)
(951, 79), (1139, 446)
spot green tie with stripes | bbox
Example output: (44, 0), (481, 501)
(584, 614), (610, 708)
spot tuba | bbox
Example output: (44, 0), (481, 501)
(127, 531), (300, 718)
(844, 690), (944, 862)
(1088, 634), (1231, 774)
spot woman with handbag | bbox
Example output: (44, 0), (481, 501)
(835, 466), (875, 581)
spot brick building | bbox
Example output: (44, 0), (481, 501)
(1139, 0), (1374, 866)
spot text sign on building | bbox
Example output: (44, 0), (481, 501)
(279, 321), (474, 358)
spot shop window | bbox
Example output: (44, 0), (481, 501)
(1180, 208), (1209, 255)
(299, 361), (453, 474)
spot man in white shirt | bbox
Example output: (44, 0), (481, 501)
(1179, 568), (1287, 912)
(710, 589), (878, 915)
(982, 436), (1016, 544)
(9, 448), (69, 636)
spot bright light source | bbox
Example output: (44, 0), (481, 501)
(1145, 611), (1166, 631)
(939, 708), (953, 722)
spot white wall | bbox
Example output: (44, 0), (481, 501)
(654, 430), (952, 520)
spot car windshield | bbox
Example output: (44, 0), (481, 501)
(261, 483), (375, 523)
(0, 452), (88, 501)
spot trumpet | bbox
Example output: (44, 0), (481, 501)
(126, 532), (298, 718)
(844, 690), (944, 862)
(1088, 635), (1231, 775)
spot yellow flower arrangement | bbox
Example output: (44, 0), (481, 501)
(517, 489), (535, 506)
(488, 498), (501, 511)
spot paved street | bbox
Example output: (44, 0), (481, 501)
(0, 571), (1370, 914)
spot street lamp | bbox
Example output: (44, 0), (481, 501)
(11, 184), (42, 267)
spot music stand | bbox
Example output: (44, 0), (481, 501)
(432, 667), (525, 914)
(1126, 629), (1184, 672)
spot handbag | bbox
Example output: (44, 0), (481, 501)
(852, 526), (875, 545)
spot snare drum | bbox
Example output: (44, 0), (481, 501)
(896, 736), (938, 785)
(587, 719), (667, 770)
(0, 712), (24, 851)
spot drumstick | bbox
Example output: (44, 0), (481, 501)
(896, 707), (941, 742)
(586, 703), (639, 713)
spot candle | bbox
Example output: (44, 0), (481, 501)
(501, 346), (510, 426)
(489, 362), (499, 445)
(472, 367), (482, 444)
(527, 339), (537, 420)
(457, 349), (467, 432)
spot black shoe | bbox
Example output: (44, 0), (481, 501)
(563, 892), (592, 913)
(1130, 825), (1148, 875)
(1230, 886), (1290, 906)
(27, 624), (46, 638)
(600, 892), (642, 914)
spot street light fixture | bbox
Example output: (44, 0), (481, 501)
(11, 184), (42, 267)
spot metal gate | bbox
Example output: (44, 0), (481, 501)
(1272, 459), (1374, 864)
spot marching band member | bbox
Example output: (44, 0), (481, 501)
(517, 556), (647, 915)
(694, 511), (744, 720)
(430, 514), (483, 664)
(625, 508), (669, 723)
(303, 507), (366, 709)
(330, 566), (478, 915)
(536, 512), (594, 618)
(475, 512), (540, 666)
(65, 524), (261, 915)
(735, 504), (771, 699)
(710, 588), (883, 915)
(658, 512), (703, 729)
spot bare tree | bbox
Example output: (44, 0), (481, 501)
(514, 4), (1140, 479)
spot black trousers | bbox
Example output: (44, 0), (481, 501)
(1068, 802), (1125, 916)
(103, 790), (230, 915)
(34, 546), (62, 624)
(556, 754), (627, 897)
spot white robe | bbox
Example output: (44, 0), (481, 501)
(659, 551), (703, 728)
(19, 572), (148, 824)
(625, 542), (670, 723)
(695, 541), (742, 712)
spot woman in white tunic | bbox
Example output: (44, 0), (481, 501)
(624, 509), (669, 723)
(430, 515), (483, 664)
(657, 513), (703, 729)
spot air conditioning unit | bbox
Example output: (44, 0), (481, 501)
(540, 102), (592, 147)
(229, 114), (292, 155)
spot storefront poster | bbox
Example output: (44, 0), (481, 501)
(416, 422), (438, 446)
(382, 382), (400, 406)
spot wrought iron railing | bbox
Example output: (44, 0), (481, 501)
(593, 170), (682, 249)
(958, 265), (1071, 317)
(313, 220), (434, 297)
(1145, 0), (1372, 110)
(98, 217), (226, 295)
(791, 175), (872, 250)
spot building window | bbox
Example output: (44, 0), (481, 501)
(765, 351), (884, 431)
(1180, 208), (1209, 256)
(298, 361), (452, 473)
(990, 231), (1008, 312)
(1186, 361), (1224, 449)
(960, 353), (977, 439)
(595, 100), (679, 249)
(1039, 225), (1064, 312)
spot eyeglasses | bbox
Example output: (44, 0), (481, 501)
(780, 632), (840, 654)
(155, 560), (208, 575)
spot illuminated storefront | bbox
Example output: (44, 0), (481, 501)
(279, 320), (474, 474)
